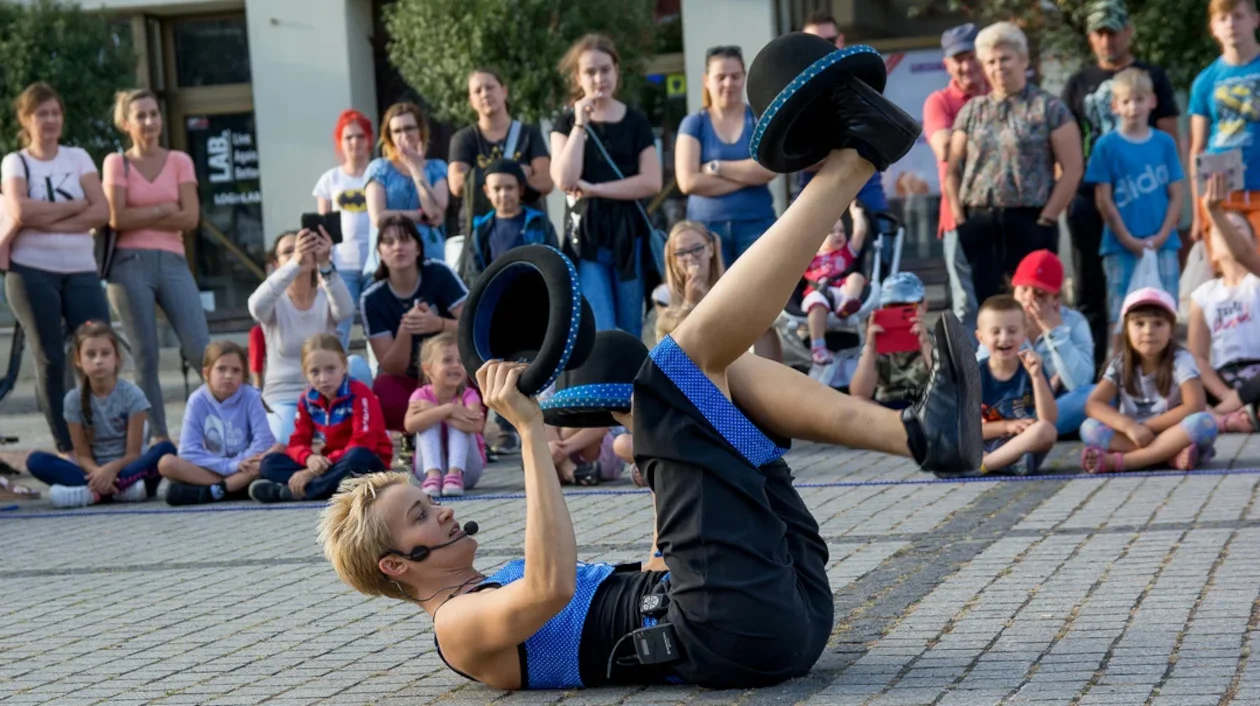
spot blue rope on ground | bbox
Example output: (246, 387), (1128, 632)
(4, 466), (1260, 520)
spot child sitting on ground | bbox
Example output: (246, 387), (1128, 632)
(160, 340), (281, 505)
(975, 295), (1058, 475)
(850, 272), (932, 409)
(804, 202), (869, 365)
(404, 333), (486, 498)
(251, 335), (391, 502)
(25, 321), (174, 508)
(1081, 288), (1218, 473)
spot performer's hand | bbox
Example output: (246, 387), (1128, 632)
(477, 361), (540, 430)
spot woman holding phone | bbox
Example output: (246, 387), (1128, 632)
(248, 227), (368, 443)
(103, 88), (208, 443)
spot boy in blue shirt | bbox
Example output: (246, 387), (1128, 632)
(1189, 0), (1260, 243)
(459, 159), (557, 283)
(1085, 67), (1186, 354)
(977, 295), (1058, 475)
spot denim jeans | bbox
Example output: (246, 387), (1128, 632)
(577, 247), (643, 338)
(335, 271), (367, 352)
(258, 446), (386, 500)
(1055, 384), (1094, 437)
(106, 249), (211, 440)
(4, 263), (111, 452)
(942, 229), (978, 330)
(703, 216), (777, 267)
(26, 440), (176, 494)
(265, 355), (372, 443)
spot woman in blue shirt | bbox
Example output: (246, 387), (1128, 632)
(363, 102), (449, 278)
(675, 46), (777, 267)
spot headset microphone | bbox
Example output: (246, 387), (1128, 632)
(391, 521), (480, 563)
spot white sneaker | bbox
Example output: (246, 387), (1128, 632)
(117, 481), (148, 503)
(49, 485), (94, 508)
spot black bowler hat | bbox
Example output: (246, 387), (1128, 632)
(541, 330), (647, 428)
(457, 244), (596, 397)
(747, 34), (887, 173)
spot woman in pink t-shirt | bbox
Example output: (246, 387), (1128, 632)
(102, 88), (208, 443)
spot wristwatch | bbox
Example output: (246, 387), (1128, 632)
(319, 262), (336, 277)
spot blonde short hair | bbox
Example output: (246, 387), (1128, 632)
(975, 21), (1029, 60)
(318, 472), (414, 602)
(1112, 67), (1154, 98)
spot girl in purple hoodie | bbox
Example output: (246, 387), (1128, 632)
(159, 341), (280, 504)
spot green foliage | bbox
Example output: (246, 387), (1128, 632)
(938, 0), (1219, 91)
(0, 0), (134, 163)
(384, 0), (657, 125)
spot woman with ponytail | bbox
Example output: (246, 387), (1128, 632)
(102, 88), (207, 443)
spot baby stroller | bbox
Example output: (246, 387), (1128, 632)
(776, 210), (904, 388)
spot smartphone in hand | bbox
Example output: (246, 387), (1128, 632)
(300, 212), (344, 244)
(872, 305), (920, 355)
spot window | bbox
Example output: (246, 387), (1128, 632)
(174, 16), (251, 87)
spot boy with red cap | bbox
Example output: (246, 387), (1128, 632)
(978, 249), (1097, 436)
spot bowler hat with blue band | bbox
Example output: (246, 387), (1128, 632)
(457, 244), (596, 397)
(541, 330), (648, 428)
(746, 33), (922, 174)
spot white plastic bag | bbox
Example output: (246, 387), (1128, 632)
(1115, 248), (1164, 333)
(1179, 241), (1210, 323)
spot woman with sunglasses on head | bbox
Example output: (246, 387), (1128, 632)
(362, 102), (449, 284)
(551, 34), (663, 338)
(1, 82), (111, 456)
(675, 46), (776, 268)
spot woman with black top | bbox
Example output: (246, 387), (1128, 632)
(319, 34), (983, 691)
(449, 69), (553, 239)
(550, 34), (662, 338)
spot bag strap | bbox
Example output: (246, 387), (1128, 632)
(583, 124), (654, 230)
(503, 120), (522, 161)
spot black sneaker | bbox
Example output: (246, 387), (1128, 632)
(490, 428), (521, 455)
(248, 479), (293, 504)
(900, 312), (982, 474)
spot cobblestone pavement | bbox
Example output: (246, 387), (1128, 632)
(5, 412), (1260, 704)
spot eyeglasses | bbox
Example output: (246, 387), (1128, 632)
(705, 45), (743, 60)
(675, 243), (708, 259)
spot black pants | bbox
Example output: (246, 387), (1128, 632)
(1067, 194), (1111, 372)
(4, 263), (111, 452)
(258, 447), (386, 500)
(957, 206), (1059, 307)
(634, 349), (832, 689)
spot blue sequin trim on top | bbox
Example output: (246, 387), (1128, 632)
(471, 246), (583, 395)
(480, 559), (616, 689)
(539, 383), (634, 412)
(748, 45), (881, 163)
(648, 336), (787, 467)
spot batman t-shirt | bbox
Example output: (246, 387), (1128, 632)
(312, 166), (371, 271)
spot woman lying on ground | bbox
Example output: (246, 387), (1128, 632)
(317, 36), (981, 691)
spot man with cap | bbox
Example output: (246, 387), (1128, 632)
(978, 250), (1097, 436)
(1062, 0), (1182, 371)
(459, 159), (558, 283)
(923, 23), (989, 330)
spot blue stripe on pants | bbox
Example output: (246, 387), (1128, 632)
(26, 441), (176, 492)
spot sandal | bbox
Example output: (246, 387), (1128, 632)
(0, 475), (40, 500)
(1081, 446), (1124, 474)
(1171, 444), (1200, 471)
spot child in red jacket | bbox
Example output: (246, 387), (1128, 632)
(250, 334), (391, 503)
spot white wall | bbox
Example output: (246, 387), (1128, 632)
(244, 0), (377, 244)
(679, 0), (786, 214)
